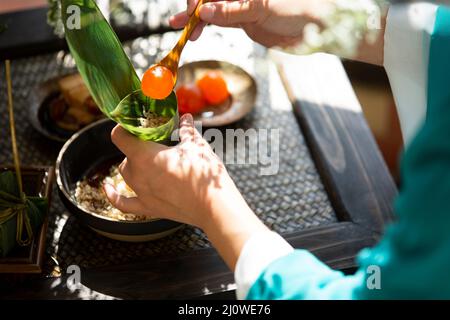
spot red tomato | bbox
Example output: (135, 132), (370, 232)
(176, 84), (206, 115)
(196, 71), (229, 105)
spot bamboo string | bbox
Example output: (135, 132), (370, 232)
(5, 60), (23, 196)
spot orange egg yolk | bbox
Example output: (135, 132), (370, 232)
(141, 65), (174, 100)
(196, 71), (229, 105)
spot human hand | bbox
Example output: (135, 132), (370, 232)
(169, 0), (328, 47)
(105, 113), (264, 230)
(104, 114), (228, 228)
(170, 0), (387, 66)
(105, 114), (268, 269)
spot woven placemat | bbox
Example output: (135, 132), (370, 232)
(0, 28), (336, 274)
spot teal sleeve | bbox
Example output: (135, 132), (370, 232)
(247, 6), (450, 300)
(246, 250), (365, 300)
(356, 5), (450, 299)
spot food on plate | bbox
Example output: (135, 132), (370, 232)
(176, 70), (230, 115)
(48, 74), (103, 132)
(196, 71), (229, 105)
(176, 83), (206, 115)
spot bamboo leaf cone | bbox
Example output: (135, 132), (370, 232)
(61, 0), (178, 143)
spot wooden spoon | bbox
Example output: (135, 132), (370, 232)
(160, 0), (208, 83)
(141, 0), (208, 100)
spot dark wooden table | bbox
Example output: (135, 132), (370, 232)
(0, 7), (396, 300)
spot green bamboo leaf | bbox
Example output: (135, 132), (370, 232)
(0, 171), (20, 198)
(25, 199), (45, 234)
(0, 171), (48, 257)
(111, 90), (178, 143)
(61, 0), (178, 142)
(0, 218), (16, 257)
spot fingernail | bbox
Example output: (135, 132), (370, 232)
(180, 113), (194, 125)
(103, 183), (114, 196)
(199, 4), (215, 21)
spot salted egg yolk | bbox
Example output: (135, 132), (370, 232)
(141, 65), (174, 100)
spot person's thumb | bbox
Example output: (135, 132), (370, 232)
(199, 1), (262, 26)
(179, 113), (203, 144)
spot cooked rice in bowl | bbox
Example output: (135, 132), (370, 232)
(74, 165), (152, 221)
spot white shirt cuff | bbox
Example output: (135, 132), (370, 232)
(234, 231), (294, 300)
(384, 2), (438, 146)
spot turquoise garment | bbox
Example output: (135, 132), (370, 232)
(247, 6), (450, 300)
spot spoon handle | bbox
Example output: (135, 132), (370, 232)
(161, 0), (208, 74)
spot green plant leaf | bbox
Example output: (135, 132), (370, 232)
(111, 90), (178, 143)
(0, 217), (16, 257)
(0, 171), (48, 257)
(61, 0), (178, 142)
(0, 171), (20, 198)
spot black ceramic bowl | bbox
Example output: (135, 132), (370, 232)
(55, 118), (181, 242)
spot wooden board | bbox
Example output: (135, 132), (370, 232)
(275, 52), (397, 232)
